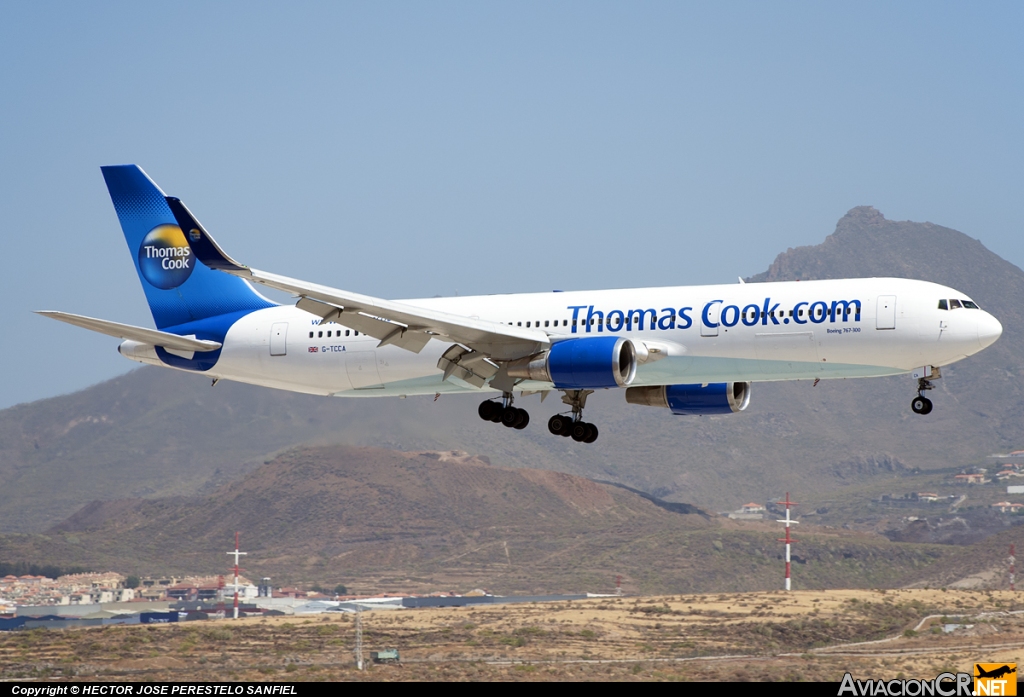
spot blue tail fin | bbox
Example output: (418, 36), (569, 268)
(101, 165), (275, 330)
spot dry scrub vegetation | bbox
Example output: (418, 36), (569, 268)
(4, 589), (1024, 681)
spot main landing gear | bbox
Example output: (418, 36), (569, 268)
(911, 367), (941, 415)
(547, 390), (599, 444)
(478, 393), (530, 430)
(478, 389), (600, 444)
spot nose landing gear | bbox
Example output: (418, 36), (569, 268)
(478, 393), (529, 429)
(910, 367), (940, 415)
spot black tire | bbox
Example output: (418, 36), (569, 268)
(514, 409), (530, 430)
(583, 423), (599, 444)
(911, 396), (932, 415)
(489, 405), (505, 423)
(548, 414), (567, 435)
(478, 401), (497, 421)
(920, 397), (933, 414)
(501, 407), (520, 428)
(571, 421), (589, 442)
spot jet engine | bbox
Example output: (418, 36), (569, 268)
(507, 336), (637, 389)
(625, 382), (751, 415)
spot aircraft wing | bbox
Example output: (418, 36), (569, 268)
(166, 197), (550, 362)
(35, 311), (222, 352)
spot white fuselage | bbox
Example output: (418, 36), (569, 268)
(119, 277), (1003, 398)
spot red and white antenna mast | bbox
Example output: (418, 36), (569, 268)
(776, 493), (799, 591)
(226, 532), (247, 619)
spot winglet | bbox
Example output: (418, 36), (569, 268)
(165, 197), (249, 273)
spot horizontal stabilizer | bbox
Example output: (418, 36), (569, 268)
(35, 311), (222, 352)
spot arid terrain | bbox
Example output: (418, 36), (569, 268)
(0, 445), (970, 596)
(4, 589), (1024, 681)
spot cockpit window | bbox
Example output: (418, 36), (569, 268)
(949, 299), (963, 309)
(962, 300), (980, 309)
(938, 299), (948, 310)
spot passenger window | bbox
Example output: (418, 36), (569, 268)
(309, 331), (314, 338)
(949, 299), (962, 310)
(563, 320), (568, 326)
(526, 321), (531, 327)
(346, 330), (350, 336)
(318, 331), (323, 338)
(938, 299), (948, 310)
(799, 310), (804, 317)
(545, 320), (549, 327)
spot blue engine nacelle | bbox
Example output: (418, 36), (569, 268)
(506, 336), (638, 389)
(625, 382), (751, 415)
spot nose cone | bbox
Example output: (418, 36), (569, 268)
(978, 311), (1003, 350)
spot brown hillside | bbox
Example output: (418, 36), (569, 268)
(1, 444), (956, 596)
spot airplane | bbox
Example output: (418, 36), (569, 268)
(37, 165), (1003, 444)
(975, 665), (1016, 680)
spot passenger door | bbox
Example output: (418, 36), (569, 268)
(346, 350), (384, 389)
(270, 322), (288, 356)
(876, 296), (896, 330)
(700, 302), (720, 337)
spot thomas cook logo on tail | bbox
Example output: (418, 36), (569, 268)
(138, 224), (194, 290)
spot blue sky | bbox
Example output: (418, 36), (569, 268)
(2, 2), (1022, 409)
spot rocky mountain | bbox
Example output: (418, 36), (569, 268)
(1, 206), (1020, 534)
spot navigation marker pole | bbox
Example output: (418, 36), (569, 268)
(355, 608), (364, 670)
(776, 493), (799, 591)
(226, 532), (247, 620)
(1011, 544), (1016, 592)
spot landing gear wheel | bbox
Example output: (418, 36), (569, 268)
(571, 421), (590, 442)
(548, 414), (569, 436)
(478, 401), (499, 421)
(489, 406), (505, 423)
(501, 407), (520, 428)
(911, 396), (933, 415)
(583, 423), (599, 444)
(513, 409), (530, 430)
